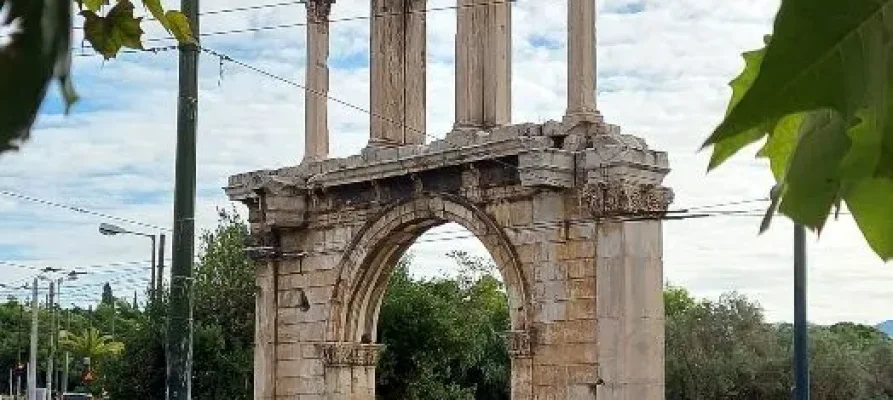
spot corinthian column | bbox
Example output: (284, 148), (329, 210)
(304, 0), (335, 162)
(564, 0), (602, 127)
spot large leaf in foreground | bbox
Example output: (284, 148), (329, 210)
(0, 0), (77, 155)
(704, 0), (893, 260)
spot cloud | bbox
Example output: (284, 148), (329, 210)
(1, 0), (891, 324)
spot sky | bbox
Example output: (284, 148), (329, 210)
(0, 0), (891, 324)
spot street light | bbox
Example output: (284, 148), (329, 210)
(98, 223), (166, 303)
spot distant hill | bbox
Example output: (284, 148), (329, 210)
(877, 320), (893, 336)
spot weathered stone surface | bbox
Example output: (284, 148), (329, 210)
(228, 1), (671, 399)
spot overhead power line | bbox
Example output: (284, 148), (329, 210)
(0, 190), (171, 232)
(73, 0), (306, 31)
(136, 0), (517, 44)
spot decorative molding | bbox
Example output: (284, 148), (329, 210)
(585, 181), (674, 217)
(318, 342), (383, 367)
(507, 330), (533, 358)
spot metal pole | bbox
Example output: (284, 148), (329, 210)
(28, 279), (37, 400)
(794, 224), (810, 400)
(158, 233), (167, 303)
(62, 310), (70, 395)
(151, 235), (157, 304)
(46, 282), (54, 396)
(167, 1), (199, 397)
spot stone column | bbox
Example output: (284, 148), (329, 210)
(564, 0), (602, 127)
(483, 0), (511, 127)
(455, 0), (511, 130)
(305, 0), (334, 162)
(370, 0), (427, 147)
(404, 0), (427, 145)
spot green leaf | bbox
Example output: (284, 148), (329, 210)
(708, 45), (769, 170)
(757, 113), (804, 181)
(845, 178), (893, 260)
(706, 0), (893, 260)
(81, 0), (143, 59)
(706, 0), (893, 147)
(0, 0), (76, 154)
(141, 0), (168, 30)
(165, 10), (194, 43)
(83, 0), (104, 12)
(106, 0), (143, 50)
(778, 110), (850, 231)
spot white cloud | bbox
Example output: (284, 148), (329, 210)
(1, 0), (891, 324)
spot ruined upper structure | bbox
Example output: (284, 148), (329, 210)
(302, 0), (605, 161)
(228, 1), (673, 399)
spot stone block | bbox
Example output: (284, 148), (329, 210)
(542, 120), (564, 137)
(566, 258), (596, 279)
(567, 298), (596, 320)
(568, 278), (596, 299)
(519, 149), (575, 188)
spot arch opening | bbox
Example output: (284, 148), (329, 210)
(329, 195), (531, 345)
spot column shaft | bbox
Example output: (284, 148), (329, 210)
(455, 0), (511, 130)
(305, 1), (333, 161)
(404, 0), (427, 144)
(565, 0), (601, 125)
(371, 0), (427, 147)
(483, 1), (511, 127)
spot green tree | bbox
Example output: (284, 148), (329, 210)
(191, 208), (255, 400)
(704, 0), (893, 260)
(100, 283), (113, 305)
(376, 252), (510, 400)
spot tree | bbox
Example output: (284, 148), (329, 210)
(376, 252), (510, 400)
(0, 0), (193, 154)
(100, 283), (113, 305)
(190, 208), (255, 400)
(703, 0), (893, 260)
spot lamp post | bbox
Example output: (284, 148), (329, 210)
(99, 223), (166, 303)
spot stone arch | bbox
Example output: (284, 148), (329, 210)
(327, 193), (531, 343)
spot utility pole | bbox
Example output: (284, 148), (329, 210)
(62, 309), (70, 394)
(167, 0), (199, 398)
(793, 224), (810, 400)
(28, 279), (37, 400)
(158, 233), (166, 303)
(46, 282), (55, 396)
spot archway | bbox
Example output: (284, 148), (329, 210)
(323, 195), (533, 398)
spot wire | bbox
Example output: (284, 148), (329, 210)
(140, 0), (517, 44)
(200, 46), (575, 188)
(73, 0), (306, 31)
(71, 44), (179, 58)
(0, 190), (171, 232)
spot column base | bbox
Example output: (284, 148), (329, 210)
(366, 137), (402, 149)
(563, 109), (604, 127)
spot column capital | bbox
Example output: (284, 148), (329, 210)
(317, 342), (384, 367)
(306, 0), (335, 25)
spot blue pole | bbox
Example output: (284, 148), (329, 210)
(794, 224), (809, 400)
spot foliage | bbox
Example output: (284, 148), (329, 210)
(0, 0), (192, 155)
(665, 287), (893, 400)
(703, 0), (893, 260)
(376, 252), (511, 400)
